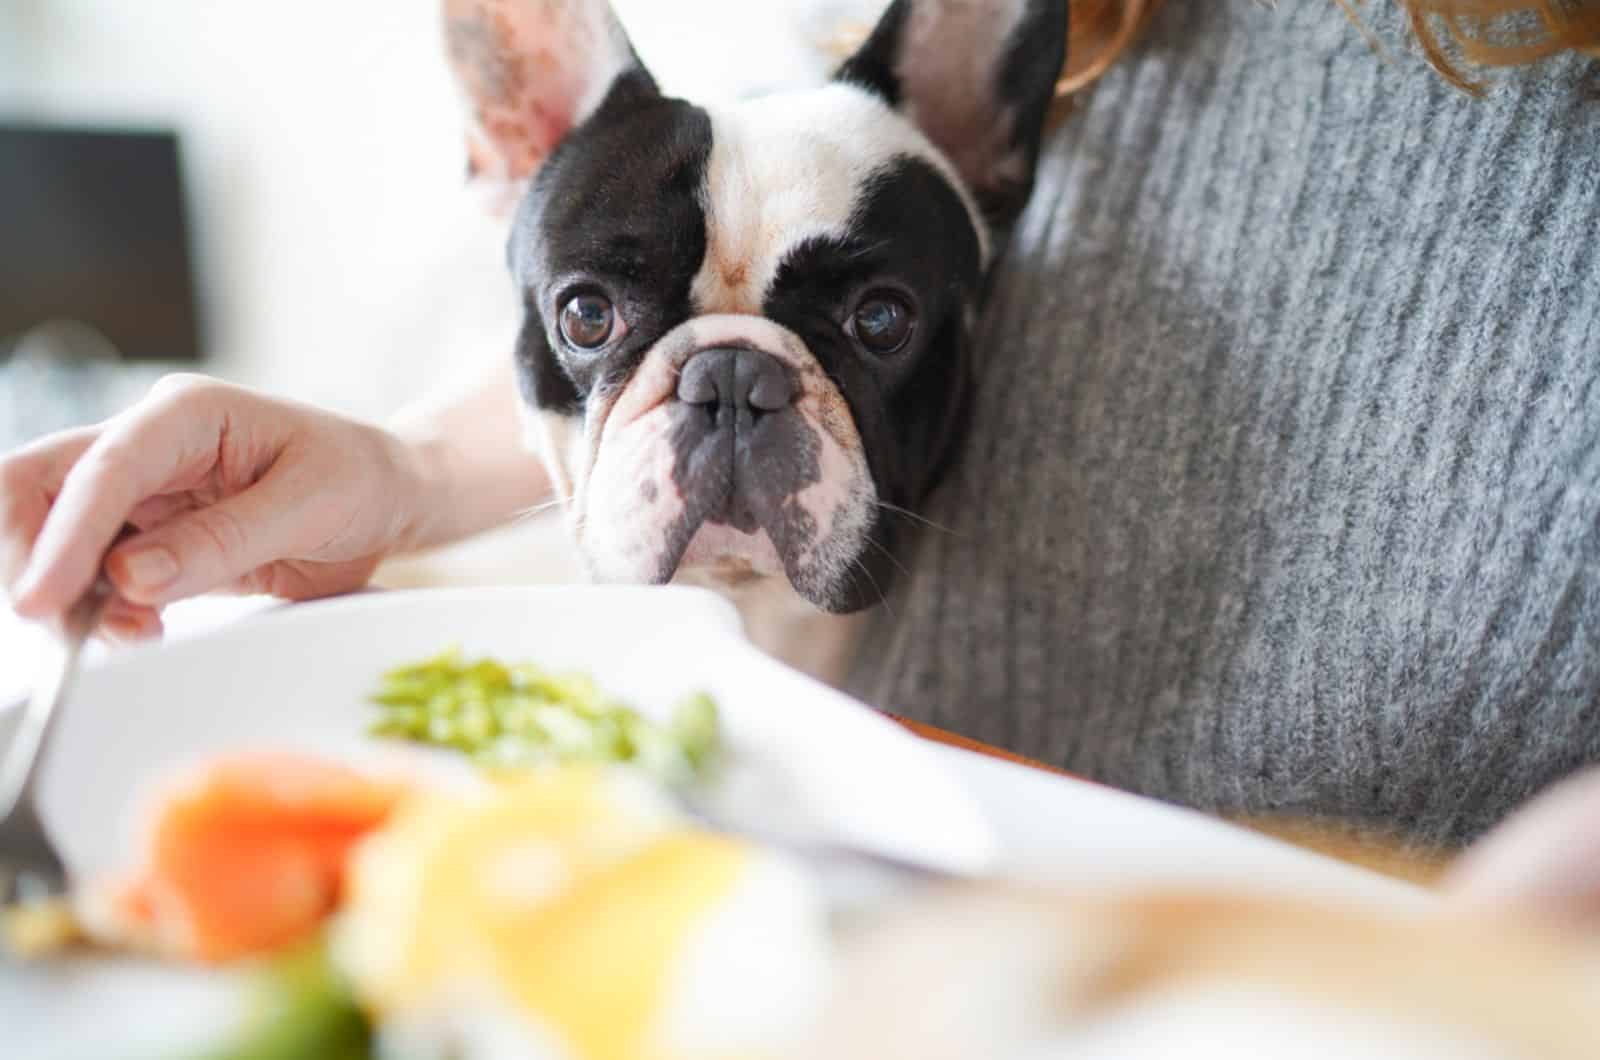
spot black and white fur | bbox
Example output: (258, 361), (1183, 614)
(443, 0), (1066, 674)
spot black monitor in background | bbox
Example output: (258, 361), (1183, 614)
(0, 123), (203, 362)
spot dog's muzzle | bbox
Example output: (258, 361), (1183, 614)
(671, 346), (809, 536)
(577, 314), (877, 610)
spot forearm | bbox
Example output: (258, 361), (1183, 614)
(389, 359), (553, 552)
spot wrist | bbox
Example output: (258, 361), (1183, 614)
(381, 363), (554, 554)
(384, 423), (458, 556)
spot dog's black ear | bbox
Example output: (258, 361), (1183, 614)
(442, 0), (658, 214)
(837, 0), (1067, 231)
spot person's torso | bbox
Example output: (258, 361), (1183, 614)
(847, 0), (1600, 845)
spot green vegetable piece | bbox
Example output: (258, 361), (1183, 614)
(368, 652), (722, 782)
(192, 941), (372, 1060)
(670, 693), (721, 771)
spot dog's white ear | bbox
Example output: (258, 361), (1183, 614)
(1443, 768), (1600, 927)
(442, 0), (655, 212)
(836, 0), (1067, 231)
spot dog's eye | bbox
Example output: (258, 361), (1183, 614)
(851, 292), (915, 355)
(559, 293), (617, 349)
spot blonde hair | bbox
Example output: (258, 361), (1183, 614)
(1062, 0), (1600, 96)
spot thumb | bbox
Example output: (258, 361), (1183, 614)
(105, 463), (327, 606)
(1442, 768), (1600, 927)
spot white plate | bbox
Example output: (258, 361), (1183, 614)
(0, 585), (1429, 1058)
(2, 585), (997, 1058)
(29, 585), (997, 878)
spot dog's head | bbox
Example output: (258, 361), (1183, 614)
(444, 0), (1066, 612)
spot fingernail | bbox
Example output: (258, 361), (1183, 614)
(99, 617), (136, 646)
(122, 546), (179, 591)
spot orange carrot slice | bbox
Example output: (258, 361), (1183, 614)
(103, 753), (407, 962)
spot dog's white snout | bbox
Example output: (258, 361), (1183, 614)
(580, 310), (878, 608)
(671, 314), (816, 372)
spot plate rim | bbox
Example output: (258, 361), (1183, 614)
(29, 583), (1001, 874)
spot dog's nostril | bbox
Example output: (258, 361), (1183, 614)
(743, 357), (793, 412)
(677, 361), (719, 406)
(677, 347), (794, 417)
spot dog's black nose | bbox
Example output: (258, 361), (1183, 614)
(677, 347), (794, 422)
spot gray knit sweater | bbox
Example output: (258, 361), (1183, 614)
(846, 1), (1600, 846)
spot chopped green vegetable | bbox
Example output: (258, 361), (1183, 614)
(671, 692), (720, 771)
(193, 941), (372, 1060)
(369, 649), (722, 783)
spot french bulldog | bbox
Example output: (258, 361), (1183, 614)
(442, 0), (1067, 675)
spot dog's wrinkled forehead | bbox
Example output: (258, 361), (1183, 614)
(510, 83), (986, 311)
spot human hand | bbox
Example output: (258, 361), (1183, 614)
(1, 375), (426, 640)
(1442, 766), (1600, 927)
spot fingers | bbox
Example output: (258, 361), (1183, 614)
(1, 430), (162, 641)
(99, 594), (165, 643)
(7, 376), (392, 620)
(0, 427), (99, 591)
(11, 377), (244, 618)
(1441, 767), (1600, 926)
(104, 458), (323, 607)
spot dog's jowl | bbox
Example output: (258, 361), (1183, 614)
(443, 0), (1066, 669)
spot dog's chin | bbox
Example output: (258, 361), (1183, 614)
(599, 519), (889, 614)
(677, 523), (785, 584)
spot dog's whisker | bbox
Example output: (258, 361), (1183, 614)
(875, 500), (959, 537)
(509, 496), (573, 523)
(847, 237), (893, 260)
(861, 534), (912, 581)
(848, 554), (895, 617)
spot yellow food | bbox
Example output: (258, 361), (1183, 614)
(0, 897), (83, 958)
(336, 768), (829, 1060)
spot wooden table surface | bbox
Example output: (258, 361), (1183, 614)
(889, 715), (1078, 779)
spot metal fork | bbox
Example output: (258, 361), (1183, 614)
(0, 577), (114, 906)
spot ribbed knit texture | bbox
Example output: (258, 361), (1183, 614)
(846, 1), (1600, 846)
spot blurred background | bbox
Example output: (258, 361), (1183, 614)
(0, 0), (880, 447)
